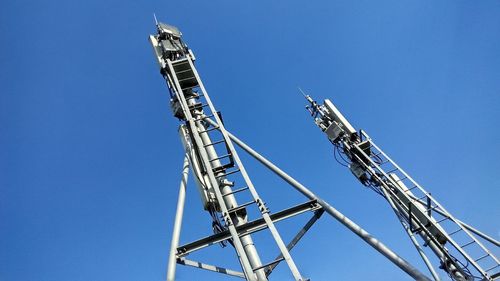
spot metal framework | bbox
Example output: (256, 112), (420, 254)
(149, 21), (434, 281)
(304, 94), (500, 281)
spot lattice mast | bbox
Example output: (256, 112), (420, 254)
(304, 94), (500, 281)
(149, 22), (311, 281)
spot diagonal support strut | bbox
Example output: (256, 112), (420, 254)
(204, 118), (432, 281)
(177, 200), (321, 257)
(265, 209), (325, 277)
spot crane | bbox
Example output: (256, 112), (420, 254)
(304, 94), (500, 281)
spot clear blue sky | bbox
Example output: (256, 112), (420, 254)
(1, 1), (499, 280)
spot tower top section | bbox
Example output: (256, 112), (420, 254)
(157, 22), (182, 38)
(149, 22), (195, 69)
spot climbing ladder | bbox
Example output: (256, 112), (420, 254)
(166, 56), (307, 280)
(304, 95), (500, 280)
(348, 130), (499, 280)
(158, 40), (317, 280)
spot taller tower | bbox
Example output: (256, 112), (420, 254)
(149, 21), (308, 281)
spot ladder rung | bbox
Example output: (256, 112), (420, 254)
(172, 59), (189, 67)
(185, 96), (199, 102)
(212, 162), (228, 171)
(199, 126), (219, 134)
(395, 176), (408, 182)
(404, 186), (418, 193)
(175, 69), (193, 75)
(210, 154), (232, 162)
(204, 139), (225, 147)
(223, 186), (249, 197)
(227, 200), (255, 214)
(215, 169), (240, 179)
(486, 264), (499, 272)
(435, 217), (449, 224)
(182, 85), (198, 91)
(178, 77), (197, 82)
(417, 194), (428, 201)
(199, 114), (214, 120)
(474, 254), (490, 262)
(189, 103), (208, 109)
(386, 168), (399, 174)
(252, 257), (285, 272)
(449, 228), (463, 236)
(460, 240), (476, 248)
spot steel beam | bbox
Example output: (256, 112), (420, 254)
(177, 258), (246, 279)
(265, 209), (324, 276)
(177, 200), (321, 257)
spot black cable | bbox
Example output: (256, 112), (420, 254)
(442, 253), (480, 281)
(208, 207), (231, 248)
(372, 153), (384, 166)
(333, 145), (348, 167)
(333, 143), (350, 164)
(336, 144), (352, 165)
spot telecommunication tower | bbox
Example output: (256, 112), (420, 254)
(148, 21), (485, 281)
(149, 21), (309, 281)
(304, 94), (500, 281)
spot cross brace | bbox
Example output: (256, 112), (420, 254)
(177, 257), (246, 279)
(177, 200), (322, 257)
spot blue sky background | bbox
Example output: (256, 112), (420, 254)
(1, 1), (499, 280)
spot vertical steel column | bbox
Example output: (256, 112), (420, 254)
(165, 60), (258, 281)
(166, 156), (190, 281)
(195, 117), (268, 281)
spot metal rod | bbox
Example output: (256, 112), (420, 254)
(457, 220), (500, 248)
(253, 257), (285, 272)
(265, 210), (324, 276)
(409, 195), (500, 247)
(166, 156), (190, 281)
(177, 257), (246, 279)
(212, 122), (432, 281)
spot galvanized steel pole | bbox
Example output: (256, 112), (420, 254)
(166, 156), (190, 281)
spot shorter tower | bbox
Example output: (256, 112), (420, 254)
(304, 94), (500, 280)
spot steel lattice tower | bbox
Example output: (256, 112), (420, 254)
(303, 94), (500, 281)
(148, 21), (499, 281)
